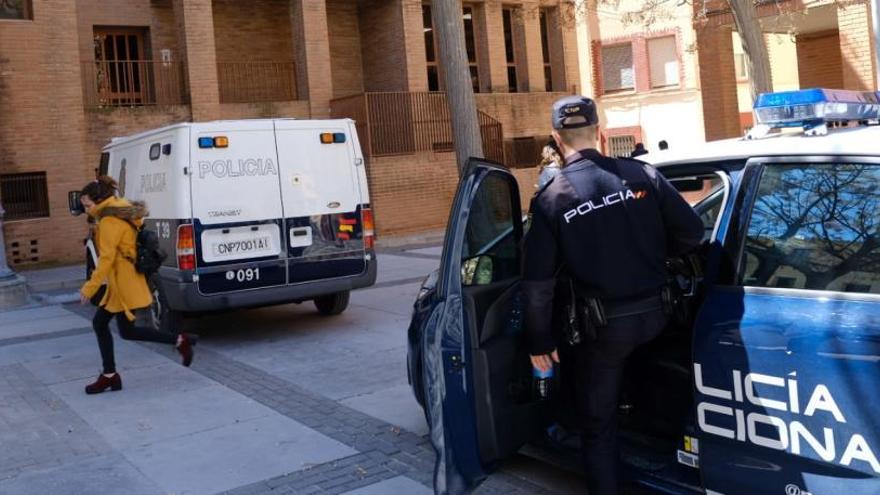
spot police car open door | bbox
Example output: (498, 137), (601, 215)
(691, 157), (880, 495)
(423, 158), (549, 493)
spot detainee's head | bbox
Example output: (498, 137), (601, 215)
(550, 96), (599, 158)
(80, 175), (118, 210)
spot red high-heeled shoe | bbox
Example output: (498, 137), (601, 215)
(85, 373), (122, 394)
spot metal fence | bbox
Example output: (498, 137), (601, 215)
(81, 60), (188, 107)
(330, 92), (504, 164)
(0, 172), (50, 221)
(217, 62), (297, 103)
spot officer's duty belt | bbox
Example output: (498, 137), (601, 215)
(603, 294), (663, 320)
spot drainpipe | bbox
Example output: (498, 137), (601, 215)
(873, 0), (880, 89)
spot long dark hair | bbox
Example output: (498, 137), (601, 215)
(81, 175), (118, 203)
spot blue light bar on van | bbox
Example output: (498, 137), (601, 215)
(198, 137), (214, 148)
(333, 133), (346, 143)
(753, 88), (880, 129)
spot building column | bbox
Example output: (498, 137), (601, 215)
(696, 25), (741, 141)
(291, 0), (333, 117)
(837, 1), (876, 91)
(172, 0), (221, 121)
(402, 0), (429, 92)
(557, 1), (581, 93)
(480, 0), (508, 93)
(522, 2), (546, 91)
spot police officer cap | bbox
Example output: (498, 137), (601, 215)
(551, 96), (599, 130)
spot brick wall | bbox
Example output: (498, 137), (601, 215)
(366, 153), (461, 236)
(475, 92), (567, 137)
(837, 1), (876, 91)
(212, 0), (294, 63)
(327, 0), (365, 99)
(0, 0), (91, 266)
(366, 152), (536, 237)
(796, 30), (844, 89)
(360, 0), (410, 92)
(83, 106), (193, 171)
(695, 25), (741, 141)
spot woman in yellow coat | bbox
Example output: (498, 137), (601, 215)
(79, 176), (194, 394)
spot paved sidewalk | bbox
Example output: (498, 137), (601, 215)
(0, 245), (580, 494)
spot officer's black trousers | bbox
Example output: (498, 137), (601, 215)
(570, 308), (668, 495)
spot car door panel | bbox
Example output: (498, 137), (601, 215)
(421, 159), (546, 493)
(693, 158), (880, 495)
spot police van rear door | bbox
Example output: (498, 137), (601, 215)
(274, 120), (368, 284)
(190, 121), (287, 294)
(692, 156), (880, 495)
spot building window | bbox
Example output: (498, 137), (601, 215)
(607, 135), (637, 158)
(539, 9), (552, 91)
(462, 6), (480, 93)
(502, 8), (518, 93)
(734, 53), (749, 81)
(93, 27), (150, 106)
(422, 4), (481, 93)
(601, 43), (634, 93)
(0, 172), (50, 221)
(423, 5), (440, 91)
(647, 36), (679, 88)
(0, 0), (31, 20)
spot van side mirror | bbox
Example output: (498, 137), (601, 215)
(68, 191), (85, 216)
(462, 255), (494, 286)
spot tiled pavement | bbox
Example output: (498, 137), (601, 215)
(0, 247), (576, 495)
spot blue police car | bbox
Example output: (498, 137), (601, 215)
(406, 89), (880, 494)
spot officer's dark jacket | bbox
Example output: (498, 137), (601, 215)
(523, 148), (704, 355)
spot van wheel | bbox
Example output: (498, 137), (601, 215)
(314, 291), (350, 316)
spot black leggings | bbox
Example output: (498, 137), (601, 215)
(92, 307), (178, 374)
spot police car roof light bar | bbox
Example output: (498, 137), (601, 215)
(749, 88), (880, 139)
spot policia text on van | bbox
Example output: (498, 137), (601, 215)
(70, 119), (376, 331)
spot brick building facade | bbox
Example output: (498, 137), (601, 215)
(0, 0), (580, 266)
(579, 0), (877, 153)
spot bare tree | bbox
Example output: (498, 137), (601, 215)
(432, 0), (485, 175)
(727, 0), (773, 101)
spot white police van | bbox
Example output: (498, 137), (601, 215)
(74, 119), (376, 330)
(408, 89), (880, 494)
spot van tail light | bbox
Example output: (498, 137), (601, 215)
(177, 224), (196, 271)
(361, 207), (375, 250)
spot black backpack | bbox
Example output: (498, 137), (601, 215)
(124, 220), (167, 275)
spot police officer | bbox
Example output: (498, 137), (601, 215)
(523, 96), (703, 495)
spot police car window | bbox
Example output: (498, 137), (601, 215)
(673, 175), (725, 241)
(462, 173), (519, 283)
(740, 164), (880, 294)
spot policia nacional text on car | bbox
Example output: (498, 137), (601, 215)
(523, 96), (704, 495)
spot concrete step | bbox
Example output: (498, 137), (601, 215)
(19, 265), (85, 293)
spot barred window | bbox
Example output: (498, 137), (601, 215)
(607, 135), (636, 158)
(601, 44), (634, 92)
(0, 172), (50, 221)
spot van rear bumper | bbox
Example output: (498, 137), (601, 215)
(156, 259), (377, 313)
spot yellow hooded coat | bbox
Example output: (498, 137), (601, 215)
(80, 197), (153, 320)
